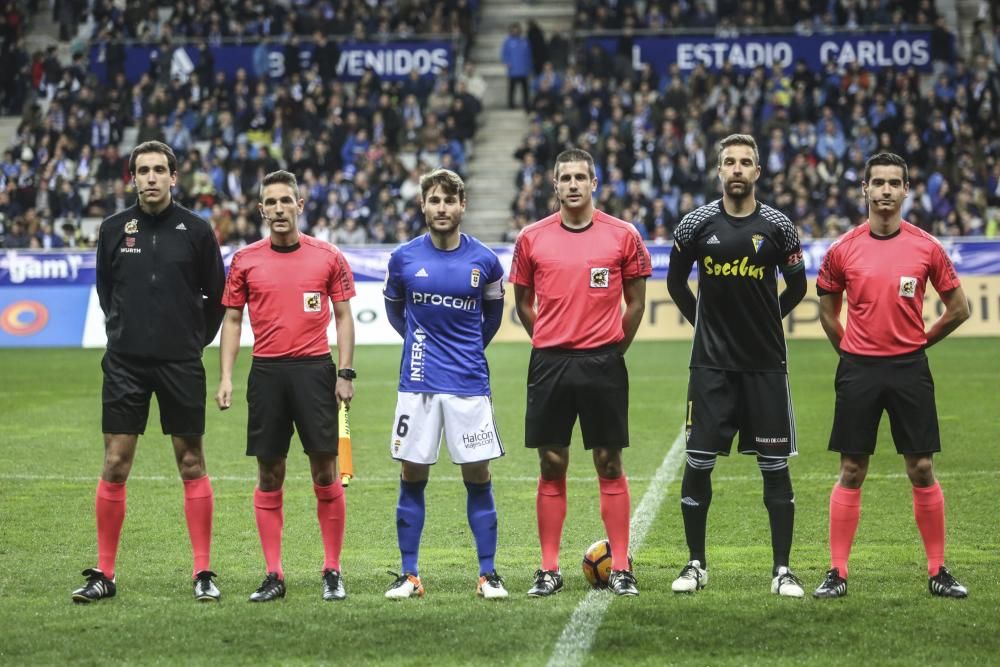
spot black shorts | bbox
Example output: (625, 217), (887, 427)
(686, 367), (796, 458)
(524, 345), (629, 450)
(829, 350), (940, 456)
(247, 355), (339, 459)
(101, 351), (206, 436)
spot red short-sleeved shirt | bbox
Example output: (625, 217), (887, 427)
(817, 221), (960, 356)
(509, 209), (652, 349)
(223, 235), (356, 357)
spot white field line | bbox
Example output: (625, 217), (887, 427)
(3, 470), (996, 484)
(547, 427), (688, 667)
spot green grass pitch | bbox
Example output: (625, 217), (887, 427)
(1, 339), (998, 666)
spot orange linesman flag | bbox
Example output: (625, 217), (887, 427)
(339, 402), (353, 487)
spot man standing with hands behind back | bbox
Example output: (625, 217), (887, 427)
(510, 148), (651, 598)
(813, 152), (970, 599)
(216, 170), (356, 603)
(74, 140), (225, 604)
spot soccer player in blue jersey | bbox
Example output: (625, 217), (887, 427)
(382, 168), (508, 599)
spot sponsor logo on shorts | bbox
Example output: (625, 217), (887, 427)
(124, 219), (138, 234)
(119, 246), (142, 254)
(470, 268), (480, 287)
(462, 426), (495, 449)
(125, 237), (136, 248)
(304, 292), (322, 311)
(899, 276), (917, 298)
(590, 267), (609, 288)
(754, 436), (790, 446)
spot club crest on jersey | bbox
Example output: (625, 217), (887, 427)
(899, 276), (917, 298)
(470, 268), (480, 288)
(124, 219), (138, 234)
(303, 292), (322, 312)
(590, 267), (609, 288)
(751, 234), (764, 254)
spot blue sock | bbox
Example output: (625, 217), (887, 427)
(465, 480), (497, 576)
(396, 478), (427, 576)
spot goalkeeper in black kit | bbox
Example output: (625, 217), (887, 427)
(666, 134), (808, 598)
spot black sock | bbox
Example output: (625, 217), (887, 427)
(761, 463), (795, 574)
(680, 458), (714, 568)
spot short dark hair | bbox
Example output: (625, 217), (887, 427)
(259, 170), (300, 200)
(419, 168), (466, 203)
(717, 134), (759, 166)
(554, 148), (596, 179)
(129, 141), (177, 176)
(863, 152), (909, 184)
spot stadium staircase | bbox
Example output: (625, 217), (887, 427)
(0, 117), (19, 153)
(0, 6), (67, 147)
(461, 0), (574, 241)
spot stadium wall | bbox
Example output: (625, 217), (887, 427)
(2, 242), (999, 348)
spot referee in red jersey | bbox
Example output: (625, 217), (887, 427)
(216, 170), (357, 603)
(813, 152), (971, 599)
(510, 148), (651, 597)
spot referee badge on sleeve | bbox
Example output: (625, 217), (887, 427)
(304, 292), (322, 311)
(899, 277), (917, 298)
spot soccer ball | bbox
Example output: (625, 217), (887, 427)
(582, 539), (633, 588)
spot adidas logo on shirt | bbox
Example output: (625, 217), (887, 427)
(175, 222), (187, 230)
(415, 268), (429, 277)
(707, 234), (721, 245)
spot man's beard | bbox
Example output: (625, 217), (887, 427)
(724, 180), (754, 200)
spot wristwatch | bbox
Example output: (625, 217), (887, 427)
(337, 368), (357, 380)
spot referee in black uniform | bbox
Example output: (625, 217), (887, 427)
(72, 141), (226, 604)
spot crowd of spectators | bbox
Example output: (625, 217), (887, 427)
(506, 1), (1000, 243)
(575, 0), (953, 35)
(0, 0), (486, 249)
(90, 0), (476, 43)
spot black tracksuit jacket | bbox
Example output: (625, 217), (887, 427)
(96, 201), (225, 361)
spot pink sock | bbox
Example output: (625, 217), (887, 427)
(537, 477), (567, 571)
(912, 482), (946, 576)
(254, 487), (284, 579)
(598, 476), (632, 571)
(829, 483), (861, 578)
(183, 476), (214, 577)
(315, 480), (346, 573)
(96, 480), (126, 578)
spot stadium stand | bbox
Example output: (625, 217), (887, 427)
(506, 1), (999, 242)
(2, 1), (999, 248)
(0, 0), (483, 248)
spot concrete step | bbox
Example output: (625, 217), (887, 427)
(0, 116), (21, 151)
(479, 16), (573, 35)
(473, 63), (507, 76)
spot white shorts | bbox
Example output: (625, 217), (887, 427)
(389, 392), (505, 465)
